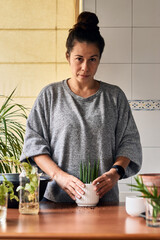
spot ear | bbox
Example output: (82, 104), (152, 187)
(66, 52), (70, 62)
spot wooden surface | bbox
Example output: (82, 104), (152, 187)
(0, 202), (160, 240)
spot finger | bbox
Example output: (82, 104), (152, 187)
(97, 185), (111, 198)
(67, 184), (82, 199)
(73, 182), (85, 195)
(75, 185), (85, 195)
(65, 189), (76, 200)
(94, 177), (111, 191)
(92, 176), (103, 185)
(73, 178), (85, 188)
(94, 180), (107, 191)
(69, 178), (85, 194)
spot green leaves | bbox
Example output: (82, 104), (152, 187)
(0, 175), (19, 205)
(80, 160), (100, 183)
(0, 156), (21, 173)
(129, 175), (160, 200)
(0, 89), (28, 172)
(129, 175), (160, 220)
(16, 162), (39, 198)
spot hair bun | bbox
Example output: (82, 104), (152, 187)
(66, 11), (105, 57)
(75, 11), (99, 31)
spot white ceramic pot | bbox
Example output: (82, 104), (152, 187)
(125, 196), (145, 217)
(75, 183), (99, 207)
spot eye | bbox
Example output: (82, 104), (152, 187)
(76, 57), (83, 62)
(90, 58), (96, 62)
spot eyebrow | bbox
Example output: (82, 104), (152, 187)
(75, 54), (99, 57)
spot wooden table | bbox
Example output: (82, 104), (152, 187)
(0, 202), (160, 240)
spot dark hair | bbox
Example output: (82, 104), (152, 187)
(66, 11), (105, 58)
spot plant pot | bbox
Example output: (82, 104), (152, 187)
(139, 174), (160, 194)
(75, 183), (99, 207)
(0, 173), (51, 208)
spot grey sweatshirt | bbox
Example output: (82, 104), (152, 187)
(21, 80), (142, 203)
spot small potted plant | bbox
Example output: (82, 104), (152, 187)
(0, 90), (51, 207)
(129, 175), (160, 227)
(0, 89), (28, 208)
(75, 160), (100, 207)
(17, 161), (40, 215)
(0, 175), (19, 222)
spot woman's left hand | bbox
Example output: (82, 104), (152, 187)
(92, 169), (120, 198)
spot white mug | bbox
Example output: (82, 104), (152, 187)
(125, 196), (145, 217)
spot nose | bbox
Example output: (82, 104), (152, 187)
(81, 60), (89, 72)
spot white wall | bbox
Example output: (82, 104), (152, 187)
(83, 0), (160, 201)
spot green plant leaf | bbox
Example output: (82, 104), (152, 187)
(88, 161), (91, 183)
(0, 89), (28, 170)
(0, 175), (19, 204)
(80, 159), (100, 183)
(80, 162), (83, 182)
(129, 175), (160, 220)
(16, 186), (23, 192)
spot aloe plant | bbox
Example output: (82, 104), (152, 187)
(0, 89), (28, 173)
(80, 160), (100, 183)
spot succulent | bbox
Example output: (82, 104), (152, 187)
(80, 160), (100, 183)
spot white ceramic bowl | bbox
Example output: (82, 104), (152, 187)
(75, 183), (99, 207)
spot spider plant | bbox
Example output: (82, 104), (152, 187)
(0, 89), (28, 173)
(80, 160), (100, 183)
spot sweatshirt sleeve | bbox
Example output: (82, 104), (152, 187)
(115, 89), (142, 178)
(20, 89), (51, 161)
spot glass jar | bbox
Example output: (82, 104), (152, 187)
(146, 198), (160, 227)
(0, 193), (8, 222)
(19, 167), (40, 215)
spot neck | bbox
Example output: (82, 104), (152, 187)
(67, 78), (100, 98)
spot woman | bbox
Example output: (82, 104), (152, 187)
(20, 11), (142, 203)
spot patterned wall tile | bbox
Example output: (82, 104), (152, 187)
(129, 100), (160, 110)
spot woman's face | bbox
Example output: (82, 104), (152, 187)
(66, 41), (100, 84)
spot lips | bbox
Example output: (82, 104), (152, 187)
(79, 74), (90, 78)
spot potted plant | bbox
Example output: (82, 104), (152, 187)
(75, 160), (100, 207)
(0, 155), (51, 209)
(0, 90), (50, 207)
(0, 89), (28, 207)
(0, 175), (18, 222)
(129, 175), (160, 227)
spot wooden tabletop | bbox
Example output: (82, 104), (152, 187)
(0, 202), (160, 240)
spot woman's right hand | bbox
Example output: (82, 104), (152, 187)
(54, 170), (85, 200)
(34, 154), (85, 201)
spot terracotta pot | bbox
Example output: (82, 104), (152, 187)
(139, 174), (160, 194)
